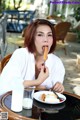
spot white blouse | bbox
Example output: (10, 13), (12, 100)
(0, 48), (65, 95)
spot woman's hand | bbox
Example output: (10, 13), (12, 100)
(23, 66), (49, 88)
(37, 66), (49, 85)
(52, 82), (64, 93)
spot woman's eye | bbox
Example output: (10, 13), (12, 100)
(37, 34), (43, 36)
(48, 34), (52, 36)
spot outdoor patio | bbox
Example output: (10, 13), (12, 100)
(6, 32), (80, 95)
(0, 1), (80, 120)
(0, 0), (80, 97)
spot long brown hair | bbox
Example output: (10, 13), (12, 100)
(24, 19), (56, 53)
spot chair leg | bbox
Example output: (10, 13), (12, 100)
(63, 47), (67, 55)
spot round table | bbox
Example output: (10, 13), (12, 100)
(0, 91), (80, 120)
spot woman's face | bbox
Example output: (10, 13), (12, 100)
(34, 25), (53, 55)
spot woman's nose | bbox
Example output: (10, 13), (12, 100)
(44, 37), (48, 42)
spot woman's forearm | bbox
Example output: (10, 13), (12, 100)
(36, 85), (46, 90)
(23, 80), (47, 91)
(23, 79), (40, 88)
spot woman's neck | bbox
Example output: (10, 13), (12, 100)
(34, 52), (43, 61)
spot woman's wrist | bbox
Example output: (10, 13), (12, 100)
(35, 79), (41, 86)
(23, 79), (41, 88)
(36, 77), (45, 86)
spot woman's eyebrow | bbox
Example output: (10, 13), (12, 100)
(36, 31), (44, 34)
(48, 32), (52, 34)
(36, 31), (52, 34)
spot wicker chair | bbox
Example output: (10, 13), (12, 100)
(54, 21), (71, 43)
(54, 22), (71, 55)
(0, 54), (12, 73)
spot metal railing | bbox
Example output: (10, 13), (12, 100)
(0, 14), (7, 60)
(3, 10), (36, 32)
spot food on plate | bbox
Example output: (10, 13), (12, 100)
(40, 93), (60, 103)
(43, 46), (48, 61)
(41, 93), (46, 101)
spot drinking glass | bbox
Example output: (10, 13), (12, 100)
(23, 86), (35, 109)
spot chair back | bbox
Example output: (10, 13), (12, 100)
(0, 54), (12, 72)
(47, 15), (62, 22)
(54, 22), (71, 43)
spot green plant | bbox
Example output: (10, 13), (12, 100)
(73, 7), (80, 22)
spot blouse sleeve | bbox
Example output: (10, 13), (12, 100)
(0, 49), (28, 95)
(51, 57), (65, 85)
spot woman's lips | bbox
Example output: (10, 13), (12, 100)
(42, 46), (48, 51)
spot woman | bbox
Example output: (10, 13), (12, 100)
(0, 19), (65, 95)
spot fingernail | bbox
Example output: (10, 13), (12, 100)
(42, 63), (44, 66)
(44, 68), (46, 72)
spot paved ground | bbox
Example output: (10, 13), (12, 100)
(56, 42), (80, 94)
(6, 32), (80, 95)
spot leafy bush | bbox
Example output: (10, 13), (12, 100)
(73, 7), (80, 21)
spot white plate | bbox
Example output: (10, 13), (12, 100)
(33, 91), (66, 104)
